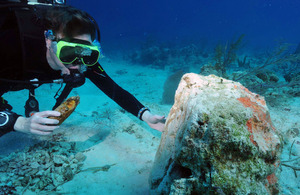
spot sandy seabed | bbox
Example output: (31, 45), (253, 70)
(0, 58), (299, 195)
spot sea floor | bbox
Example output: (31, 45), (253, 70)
(0, 57), (299, 194)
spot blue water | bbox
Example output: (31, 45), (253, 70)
(0, 1), (299, 194)
(69, 0), (300, 52)
(65, 1), (300, 194)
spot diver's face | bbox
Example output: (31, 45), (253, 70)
(64, 34), (93, 71)
(46, 33), (92, 74)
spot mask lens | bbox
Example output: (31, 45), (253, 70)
(57, 40), (100, 66)
(59, 46), (78, 64)
(82, 50), (100, 66)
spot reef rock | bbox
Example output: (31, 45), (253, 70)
(150, 73), (282, 194)
(162, 70), (186, 105)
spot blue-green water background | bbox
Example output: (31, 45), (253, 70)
(0, 1), (299, 194)
(69, 0), (300, 54)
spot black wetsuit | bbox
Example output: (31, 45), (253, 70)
(0, 4), (147, 137)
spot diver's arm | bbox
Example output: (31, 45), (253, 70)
(0, 97), (19, 137)
(0, 110), (20, 137)
(85, 64), (165, 131)
(85, 64), (146, 117)
(0, 111), (60, 137)
(0, 97), (60, 136)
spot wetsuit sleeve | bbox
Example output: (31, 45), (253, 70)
(0, 97), (20, 137)
(84, 63), (149, 119)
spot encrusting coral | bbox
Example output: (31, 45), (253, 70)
(0, 140), (86, 194)
(150, 73), (282, 195)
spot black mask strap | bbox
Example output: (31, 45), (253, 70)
(52, 83), (73, 110)
(25, 88), (40, 117)
(52, 69), (85, 109)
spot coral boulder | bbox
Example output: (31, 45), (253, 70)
(150, 73), (282, 194)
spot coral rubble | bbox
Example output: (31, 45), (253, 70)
(0, 140), (86, 193)
(150, 73), (282, 194)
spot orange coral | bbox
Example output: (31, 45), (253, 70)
(265, 173), (279, 194)
(246, 118), (258, 146)
(267, 173), (277, 185)
(237, 97), (267, 121)
(237, 95), (278, 153)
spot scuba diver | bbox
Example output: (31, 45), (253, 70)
(0, 0), (165, 137)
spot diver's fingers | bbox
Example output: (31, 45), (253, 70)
(38, 117), (60, 125)
(152, 115), (166, 123)
(61, 67), (70, 75)
(30, 123), (59, 133)
(34, 111), (61, 118)
(157, 115), (166, 122)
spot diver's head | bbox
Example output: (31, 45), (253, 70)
(46, 33), (98, 73)
(44, 6), (100, 74)
(44, 6), (97, 41)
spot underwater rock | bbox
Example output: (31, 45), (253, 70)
(0, 140), (86, 194)
(255, 69), (279, 83)
(75, 152), (86, 162)
(162, 70), (186, 105)
(231, 71), (264, 86)
(284, 71), (300, 96)
(200, 64), (222, 77)
(284, 71), (300, 83)
(150, 73), (282, 194)
(231, 71), (293, 103)
(129, 45), (169, 68)
(127, 41), (207, 69)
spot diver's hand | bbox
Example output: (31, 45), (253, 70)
(60, 67), (70, 75)
(14, 111), (61, 135)
(142, 111), (166, 132)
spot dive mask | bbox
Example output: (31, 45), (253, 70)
(56, 38), (101, 66)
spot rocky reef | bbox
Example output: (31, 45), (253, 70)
(150, 73), (282, 194)
(126, 38), (209, 70)
(0, 137), (86, 194)
(161, 70), (186, 105)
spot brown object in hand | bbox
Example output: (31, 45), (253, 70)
(49, 96), (80, 125)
